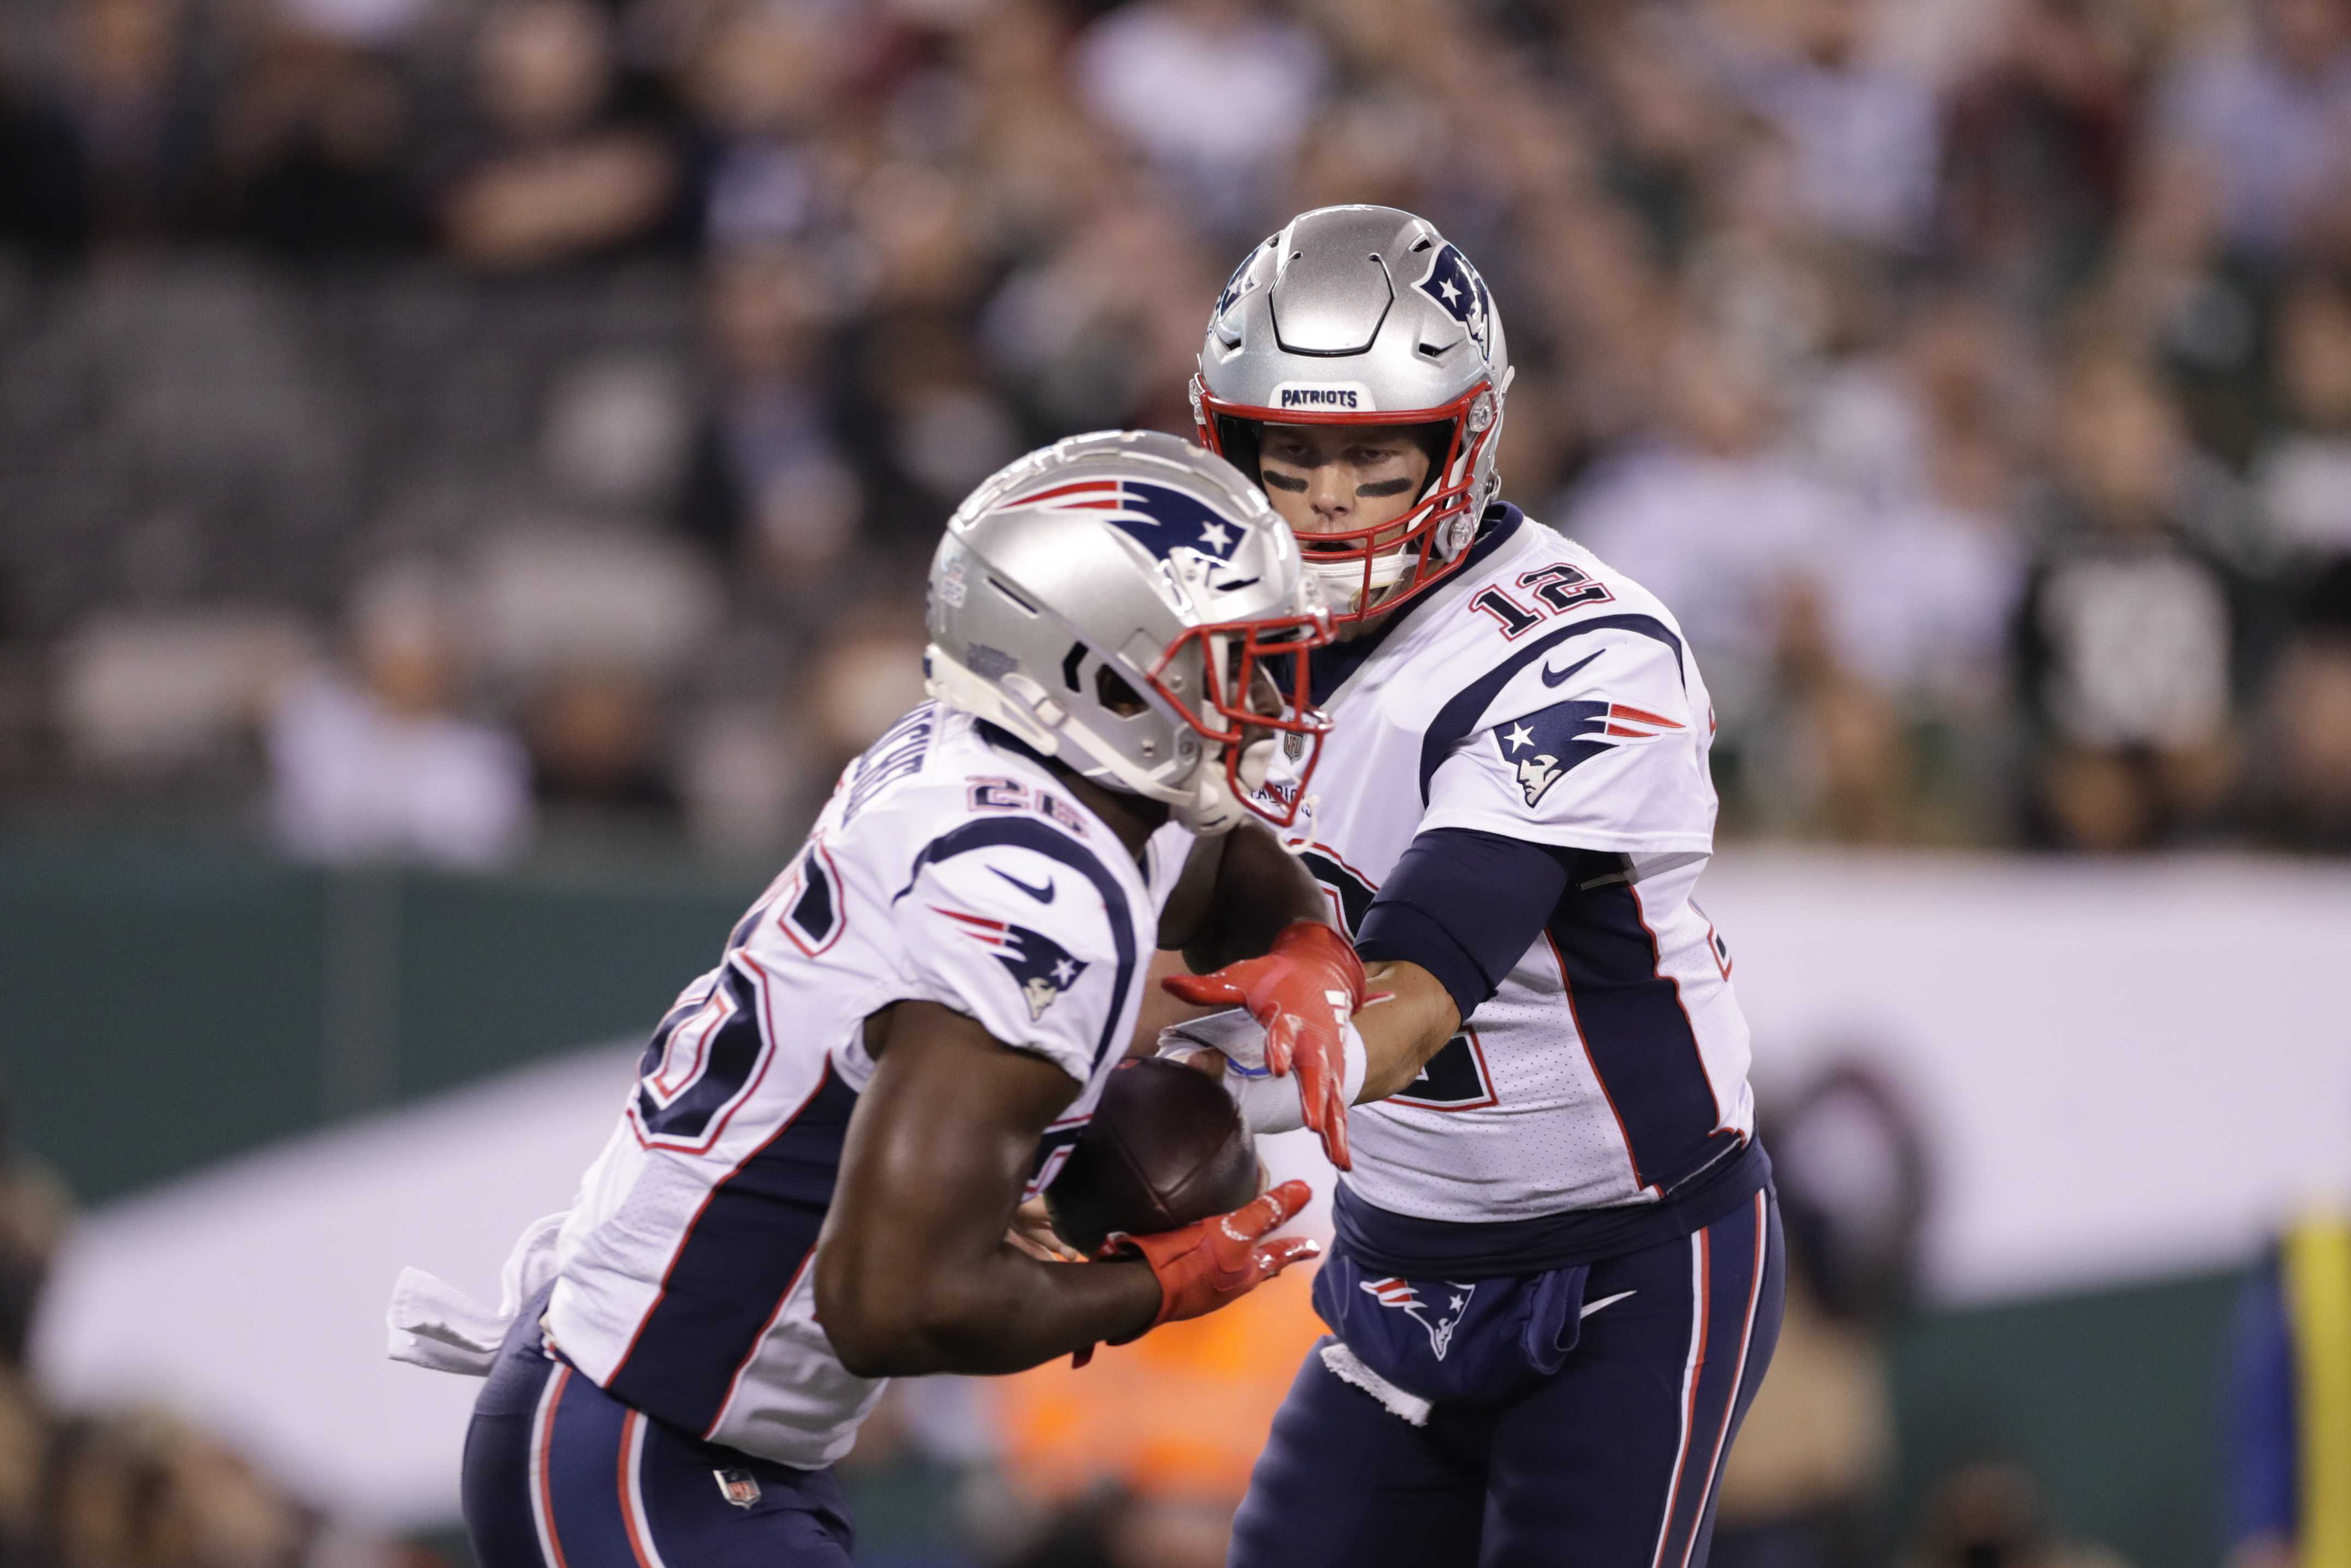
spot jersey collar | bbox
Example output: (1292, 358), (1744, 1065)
(1308, 503), (1525, 708)
(976, 718), (1056, 769)
(973, 719), (1168, 875)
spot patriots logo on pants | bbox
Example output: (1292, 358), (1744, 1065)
(1414, 244), (1496, 364)
(1493, 699), (1685, 807)
(933, 906), (1089, 1019)
(1361, 1276), (1478, 1360)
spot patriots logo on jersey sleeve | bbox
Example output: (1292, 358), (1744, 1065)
(1414, 244), (1495, 364)
(1494, 699), (1685, 807)
(933, 906), (1089, 1020)
(1007, 478), (1250, 573)
(1361, 1276), (1478, 1360)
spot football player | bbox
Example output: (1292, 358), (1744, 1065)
(389, 432), (1368, 1567)
(1178, 207), (1786, 1566)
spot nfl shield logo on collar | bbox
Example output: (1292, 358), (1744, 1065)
(714, 1468), (762, 1508)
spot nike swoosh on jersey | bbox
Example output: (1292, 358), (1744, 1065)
(990, 867), (1056, 904)
(1579, 1289), (1637, 1319)
(1539, 649), (1604, 688)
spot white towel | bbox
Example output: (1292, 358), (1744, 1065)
(1318, 1339), (1432, 1427)
(1157, 1005), (1268, 1070)
(385, 1211), (566, 1376)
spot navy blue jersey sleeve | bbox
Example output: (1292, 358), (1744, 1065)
(1354, 827), (1578, 1023)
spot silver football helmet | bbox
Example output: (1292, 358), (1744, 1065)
(924, 430), (1334, 835)
(1191, 205), (1513, 622)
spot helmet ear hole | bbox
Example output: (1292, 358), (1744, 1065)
(1095, 664), (1148, 717)
(1408, 421), (1452, 499)
(1213, 416), (1263, 485)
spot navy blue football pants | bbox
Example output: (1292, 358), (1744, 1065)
(1229, 1189), (1784, 1568)
(461, 1292), (855, 1568)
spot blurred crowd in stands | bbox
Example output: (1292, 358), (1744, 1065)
(0, 1092), (425, 1568)
(4, 0), (2351, 861)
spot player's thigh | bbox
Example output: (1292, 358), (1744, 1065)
(461, 1405), (542, 1568)
(1481, 1190), (1785, 1568)
(631, 1410), (856, 1568)
(1229, 1338), (1489, 1568)
(460, 1324), (564, 1568)
(464, 1353), (854, 1568)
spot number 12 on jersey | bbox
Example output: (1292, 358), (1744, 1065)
(1469, 563), (1614, 638)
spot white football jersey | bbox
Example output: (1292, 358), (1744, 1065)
(544, 703), (1192, 1467)
(1266, 508), (1755, 1224)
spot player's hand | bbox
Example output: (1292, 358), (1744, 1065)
(1162, 921), (1366, 1169)
(1174, 1046), (1230, 1079)
(1006, 1196), (1083, 1263)
(1108, 1179), (1317, 1333)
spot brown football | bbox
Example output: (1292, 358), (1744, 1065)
(1044, 1057), (1260, 1255)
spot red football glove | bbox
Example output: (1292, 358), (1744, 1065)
(1162, 921), (1367, 1169)
(1110, 1180), (1318, 1335)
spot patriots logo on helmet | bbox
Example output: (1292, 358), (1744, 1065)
(933, 905), (1089, 1020)
(1362, 1276), (1477, 1360)
(1494, 699), (1685, 807)
(1414, 244), (1495, 364)
(1008, 478), (1250, 570)
(1215, 235), (1275, 319)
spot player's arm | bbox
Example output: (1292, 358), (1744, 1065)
(1172, 827), (1578, 1115)
(1133, 824), (1337, 1048)
(1168, 955), (1457, 1109)
(1153, 821), (1330, 971)
(816, 999), (1311, 1378)
(1345, 826), (1584, 1107)
(1156, 822), (1368, 1166)
(1351, 958), (1462, 1101)
(1341, 625), (1709, 1103)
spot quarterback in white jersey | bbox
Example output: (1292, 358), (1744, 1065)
(1274, 519), (1751, 1228)
(1186, 207), (1786, 1568)
(389, 433), (1370, 1568)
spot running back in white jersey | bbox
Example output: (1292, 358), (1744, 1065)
(1264, 507), (1755, 1226)
(546, 703), (1192, 1467)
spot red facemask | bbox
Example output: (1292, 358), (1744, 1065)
(1147, 609), (1333, 828)
(1192, 376), (1500, 624)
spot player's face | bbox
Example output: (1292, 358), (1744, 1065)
(1256, 423), (1435, 549)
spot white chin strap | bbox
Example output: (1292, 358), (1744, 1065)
(1235, 735), (1275, 791)
(1173, 737), (1273, 836)
(1304, 546), (1414, 614)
